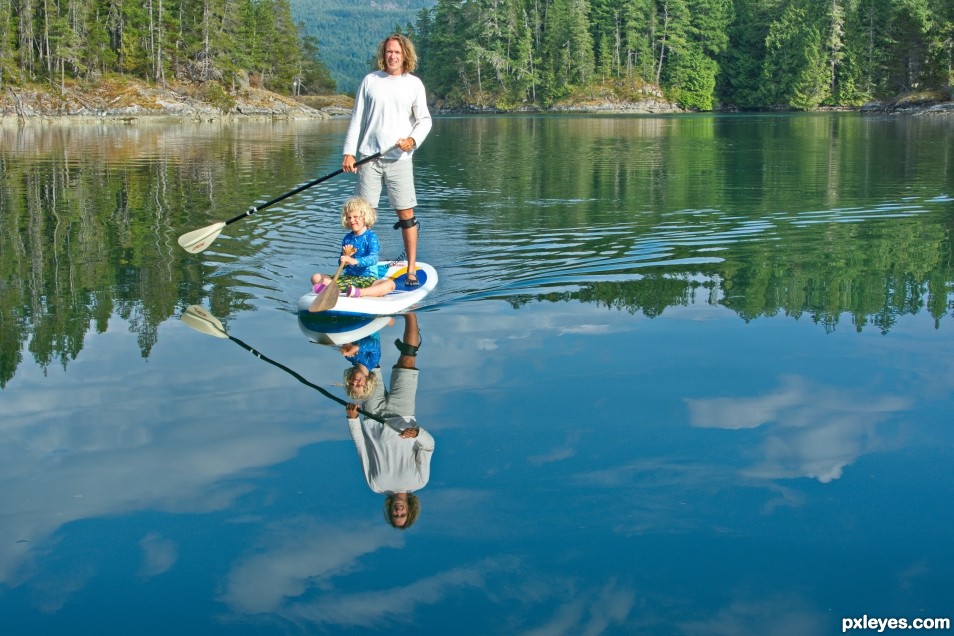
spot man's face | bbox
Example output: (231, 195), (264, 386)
(390, 498), (408, 526)
(384, 39), (404, 76)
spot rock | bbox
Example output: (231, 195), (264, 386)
(1, 80), (348, 122)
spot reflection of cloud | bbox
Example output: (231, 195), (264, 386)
(897, 560), (930, 591)
(679, 594), (824, 636)
(528, 431), (581, 465)
(522, 578), (636, 636)
(686, 379), (804, 430)
(574, 459), (741, 535)
(0, 324), (344, 591)
(558, 324), (613, 336)
(28, 563), (97, 614)
(686, 376), (909, 483)
(221, 517), (514, 630)
(282, 558), (511, 629)
(220, 519), (402, 614)
(138, 533), (178, 578)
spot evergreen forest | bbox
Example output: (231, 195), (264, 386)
(1, 0), (952, 110)
(0, 0), (335, 96)
(408, 0), (953, 110)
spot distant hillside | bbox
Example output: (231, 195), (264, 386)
(291, 0), (436, 95)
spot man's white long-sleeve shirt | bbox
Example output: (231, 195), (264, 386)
(343, 71), (432, 161)
(348, 416), (435, 494)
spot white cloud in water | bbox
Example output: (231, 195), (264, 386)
(138, 532), (179, 578)
(219, 520), (402, 614)
(0, 321), (343, 590)
(685, 375), (910, 482)
(219, 518), (515, 630)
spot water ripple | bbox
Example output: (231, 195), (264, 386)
(202, 188), (949, 314)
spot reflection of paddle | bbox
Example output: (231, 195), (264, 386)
(177, 152), (382, 254)
(181, 305), (384, 422)
(308, 261), (347, 313)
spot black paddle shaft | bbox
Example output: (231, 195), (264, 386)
(228, 334), (385, 423)
(223, 152), (383, 227)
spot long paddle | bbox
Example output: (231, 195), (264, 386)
(308, 261), (348, 313)
(177, 152), (382, 254)
(181, 305), (385, 422)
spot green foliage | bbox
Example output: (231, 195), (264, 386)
(1, 0), (334, 95)
(668, 47), (718, 110)
(402, 0), (949, 109)
(202, 81), (237, 111)
(0, 0), (950, 107)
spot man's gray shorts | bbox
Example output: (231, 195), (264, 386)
(355, 158), (417, 211)
(366, 367), (418, 420)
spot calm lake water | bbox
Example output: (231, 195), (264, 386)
(1, 113), (953, 635)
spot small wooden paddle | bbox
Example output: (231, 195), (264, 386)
(308, 261), (347, 313)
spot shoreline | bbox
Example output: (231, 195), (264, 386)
(3, 80), (952, 122)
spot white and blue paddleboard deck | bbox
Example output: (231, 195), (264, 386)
(297, 261), (438, 318)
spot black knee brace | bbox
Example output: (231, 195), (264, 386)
(393, 217), (420, 230)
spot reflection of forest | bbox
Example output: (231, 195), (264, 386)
(521, 228), (953, 332)
(2, 117), (952, 387)
(0, 123), (322, 387)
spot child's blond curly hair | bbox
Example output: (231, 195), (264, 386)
(341, 196), (377, 229)
(343, 366), (380, 401)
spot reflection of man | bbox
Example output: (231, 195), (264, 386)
(345, 314), (433, 529)
(341, 33), (431, 287)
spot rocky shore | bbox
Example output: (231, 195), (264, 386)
(1, 80), (351, 122)
(2, 79), (951, 122)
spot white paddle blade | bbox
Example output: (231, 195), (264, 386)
(182, 305), (229, 338)
(177, 222), (226, 254)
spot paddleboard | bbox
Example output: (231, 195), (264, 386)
(297, 261), (437, 318)
(298, 314), (393, 345)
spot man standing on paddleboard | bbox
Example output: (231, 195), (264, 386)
(342, 33), (432, 287)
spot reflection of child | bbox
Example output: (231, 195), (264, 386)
(310, 197), (396, 298)
(341, 333), (383, 401)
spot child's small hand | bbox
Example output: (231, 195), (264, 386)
(339, 343), (359, 357)
(339, 254), (357, 266)
(341, 245), (357, 257)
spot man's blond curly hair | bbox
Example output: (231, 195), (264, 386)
(377, 34), (418, 74)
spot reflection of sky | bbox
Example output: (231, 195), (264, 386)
(686, 374), (910, 482)
(2, 299), (953, 633)
(0, 316), (344, 587)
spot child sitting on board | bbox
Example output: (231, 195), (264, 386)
(311, 197), (396, 298)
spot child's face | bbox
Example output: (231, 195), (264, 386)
(348, 369), (368, 391)
(346, 211), (367, 233)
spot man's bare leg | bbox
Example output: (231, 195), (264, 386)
(397, 207), (418, 284)
(395, 313), (420, 369)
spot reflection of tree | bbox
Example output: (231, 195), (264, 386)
(3, 115), (952, 386)
(510, 213), (953, 330)
(427, 115), (954, 332)
(0, 124), (311, 387)
(720, 218), (952, 333)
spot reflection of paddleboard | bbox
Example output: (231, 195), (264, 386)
(297, 261), (438, 318)
(298, 314), (393, 346)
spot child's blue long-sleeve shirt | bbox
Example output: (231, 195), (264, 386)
(341, 230), (380, 278)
